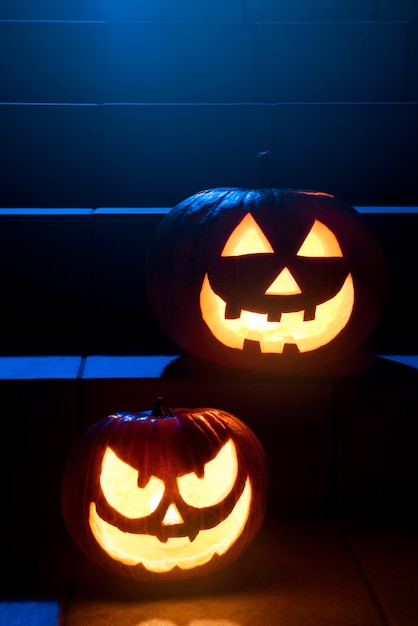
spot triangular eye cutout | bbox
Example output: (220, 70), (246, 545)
(221, 213), (274, 257)
(297, 219), (343, 257)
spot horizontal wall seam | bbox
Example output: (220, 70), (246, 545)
(0, 20), (410, 25)
(1, 101), (418, 106)
(1, 207), (417, 214)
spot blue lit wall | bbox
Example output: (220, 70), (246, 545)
(0, 1), (417, 208)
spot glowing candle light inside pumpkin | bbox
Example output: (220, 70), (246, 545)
(201, 215), (354, 351)
(62, 398), (268, 582)
(147, 188), (386, 374)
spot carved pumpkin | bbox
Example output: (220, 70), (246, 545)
(147, 188), (386, 373)
(61, 398), (268, 582)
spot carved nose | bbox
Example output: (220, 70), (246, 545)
(162, 503), (184, 525)
(265, 267), (302, 296)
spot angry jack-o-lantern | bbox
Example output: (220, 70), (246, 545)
(147, 188), (386, 373)
(61, 398), (268, 582)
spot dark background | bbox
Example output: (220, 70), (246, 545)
(1, 0), (417, 209)
(1, 0), (417, 357)
(1, 8), (418, 620)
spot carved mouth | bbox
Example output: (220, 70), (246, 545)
(88, 479), (252, 573)
(200, 273), (355, 354)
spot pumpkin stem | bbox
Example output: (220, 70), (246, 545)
(257, 150), (274, 188)
(151, 396), (174, 418)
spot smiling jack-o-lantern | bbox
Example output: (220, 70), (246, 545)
(61, 398), (268, 582)
(147, 188), (386, 373)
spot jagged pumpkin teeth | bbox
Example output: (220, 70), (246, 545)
(61, 399), (268, 582)
(147, 187), (386, 373)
